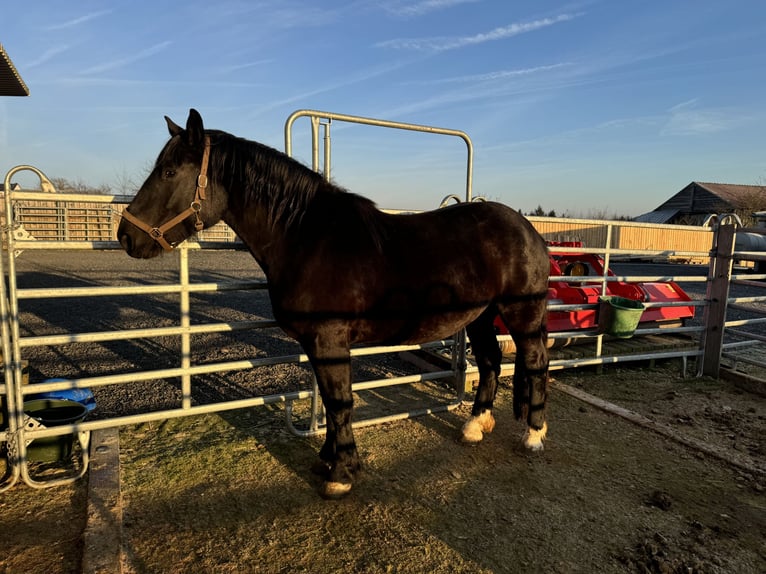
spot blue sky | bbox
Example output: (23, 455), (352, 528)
(1, 0), (765, 217)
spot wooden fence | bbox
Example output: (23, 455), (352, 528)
(1, 197), (713, 261)
(527, 216), (713, 263)
(1, 198), (237, 243)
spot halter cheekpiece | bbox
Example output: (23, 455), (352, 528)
(122, 136), (211, 251)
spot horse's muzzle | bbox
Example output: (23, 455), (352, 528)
(119, 229), (160, 259)
(118, 231), (133, 254)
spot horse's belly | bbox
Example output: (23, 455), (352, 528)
(355, 308), (483, 346)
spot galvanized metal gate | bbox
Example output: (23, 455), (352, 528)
(701, 216), (766, 379)
(2, 110), (762, 493)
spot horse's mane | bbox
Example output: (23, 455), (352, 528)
(198, 131), (384, 248)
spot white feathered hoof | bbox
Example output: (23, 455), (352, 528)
(461, 410), (496, 444)
(320, 480), (353, 499)
(522, 422), (548, 452)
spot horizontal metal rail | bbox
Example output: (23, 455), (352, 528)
(728, 302), (766, 314)
(548, 300), (706, 313)
(727, 328), (766, 343)
(10, 239), (243, 251)
(16, 280), (267, 299)
(723, 340), (762, 350)
(14, 339), (455, 395)
(13, 369), (459, 442)
(721, 352), (766, 370)
(548, 348), (703, 370)
(724, 317), (766, 328)
(16, 321), (277, 348)
(542, 244), (711, 259)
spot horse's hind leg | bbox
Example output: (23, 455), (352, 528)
(461, 307), (502, 444)
(500, 300), (549, 451)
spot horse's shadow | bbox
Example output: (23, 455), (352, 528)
(13, 269), (181, 383)
(125, 366), (473, 486)
(120, 378), (540, 573)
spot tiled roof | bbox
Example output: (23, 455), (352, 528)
(0, 43), (29, 96)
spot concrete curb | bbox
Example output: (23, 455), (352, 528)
(81, 428), (123, 574)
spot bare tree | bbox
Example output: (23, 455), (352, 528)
(733, 183), (766, 227)
(49, 177), (111, 195)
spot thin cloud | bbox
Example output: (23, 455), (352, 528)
(389, 0), (481, 17)
(481, 115), (663, 157)
(668, 98), (699, 114)
(26, 44), (71, 69)
(253, 60), (410, 116)
(376, 63), (580, 118)
(407, 62), (573, 85)
(220, 59), (275, 74)
(377, 13), (581, 52)
(267, 5), (338, 28)
(80, 41), (173, 75)
(55, 77), (266, 89)
(44, 10), (112, 31)
(661, 100), (748, 136)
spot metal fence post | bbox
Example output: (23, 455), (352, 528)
(701, 222), (736, 377)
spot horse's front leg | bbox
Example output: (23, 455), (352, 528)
(305, 343), (360, 499)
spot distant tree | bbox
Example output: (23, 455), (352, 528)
(733, 182), (766, 227)
(582, 207), (633, 221)
(49, 177), (111, 194)
(112, 169), (141, 196)
(524, 205), (633, 220)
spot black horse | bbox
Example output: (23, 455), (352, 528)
(118, 109), (550, 498)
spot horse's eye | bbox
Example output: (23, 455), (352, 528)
(163, 169), (176, 179)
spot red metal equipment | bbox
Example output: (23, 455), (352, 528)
(496, 241), (695, 336)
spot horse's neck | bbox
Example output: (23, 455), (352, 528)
(217, 145), (322, 277)
(221, 179), (309, 279)
(222, 206), (281, 276)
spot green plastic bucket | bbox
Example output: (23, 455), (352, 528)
(23, 399), (88, 462)
(597, 296), (645, 338)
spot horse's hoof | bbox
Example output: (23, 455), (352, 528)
(320, 481), (353, 499)
(461, 411), (495, 444)
(522, 422), (548, 451)
(311, 459), (332, 478)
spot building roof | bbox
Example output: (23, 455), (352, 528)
(0, 43), (29, 96)
(652, 181), (765, 214)
(633, 209), (679, 224)
(692, 182), (764, 209)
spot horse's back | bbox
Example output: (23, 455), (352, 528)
(389, 201), (542, 249)
(383, 201), (549, 290)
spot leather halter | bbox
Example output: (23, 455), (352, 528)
(122, 136), (211, 251)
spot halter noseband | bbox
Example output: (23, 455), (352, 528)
(122, 136), (211, 251)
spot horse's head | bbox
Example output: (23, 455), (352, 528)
(118, 109), (223, 258)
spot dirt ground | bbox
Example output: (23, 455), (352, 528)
(1, 251), (764, 572)
(2, 361), (764, 574)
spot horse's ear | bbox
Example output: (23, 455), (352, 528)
(185, 109), (205, 147)
(165, 116), (183, 137)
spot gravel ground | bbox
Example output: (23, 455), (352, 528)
(8, 251), (764, 420)
(11, 249), (435, 419)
